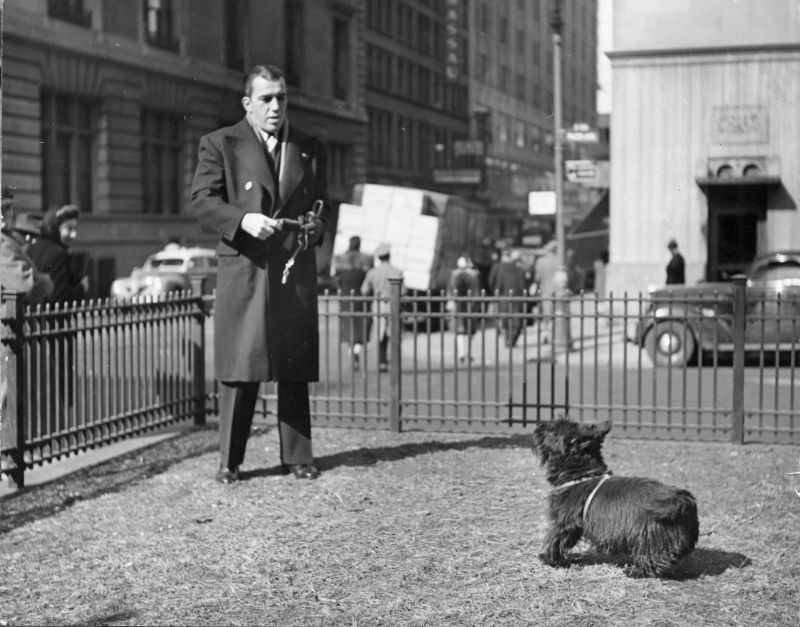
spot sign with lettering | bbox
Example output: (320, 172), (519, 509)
(711, 105), (768, 144)
(444, 0), (461, 81)
(453, 140), (484, 157)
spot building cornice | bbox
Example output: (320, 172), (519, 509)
(607, 43), (800, 62)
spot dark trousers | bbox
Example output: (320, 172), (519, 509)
(218, 381), (313, 470)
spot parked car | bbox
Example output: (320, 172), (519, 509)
(110, 246), (217, 299)
(631, 251), (800, 366)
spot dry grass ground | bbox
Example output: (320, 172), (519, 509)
(1, 422), (798, 626)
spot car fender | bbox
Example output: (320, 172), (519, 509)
(637, 304), (735, 349)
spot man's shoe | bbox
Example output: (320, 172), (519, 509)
(215, 467), (239, 484)
(285, 464), (320, 480)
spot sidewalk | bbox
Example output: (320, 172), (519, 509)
(0, 423), (193, 498)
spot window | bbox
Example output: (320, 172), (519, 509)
(144, 0), (179, 52)
(500, 65), (509, 93)
(40, 91), (97, 213)
(479, 2), (489, 34)
(332, 15), (351, 100)
(326, 142), (350, 186)
(48, 0), (91, 27)
(515, 73), (526, 101)
(223, 0), (245, 71)
(141, 109), (183, 215)
(284, 0), (304, 87)
(499, 15), (509, 44)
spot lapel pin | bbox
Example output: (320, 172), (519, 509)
(301, 152), (309, 159)
(244, 181), (253, 191)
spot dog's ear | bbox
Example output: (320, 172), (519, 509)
(596, 420), (612, 438)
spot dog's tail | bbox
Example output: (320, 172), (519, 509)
(648, 489), (699, 546)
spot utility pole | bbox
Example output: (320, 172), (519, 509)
(550, 0), (571, 352)
(551, 0), (565, 269)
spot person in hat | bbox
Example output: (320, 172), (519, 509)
(1, 186), (54, 431)
(665, 239), (685, 285)
(489, 248), (527, 348)
(11, 212), (44, 248)
(27, 204), (89, 302)
(532, 239), (561, 343)
(361, 242), (403, 371)
(447, 254), (482, 363)
(330, 235), (373, 371)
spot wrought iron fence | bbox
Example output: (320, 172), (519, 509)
(1, 281), (208, 489)
(3, 275), (798, 490)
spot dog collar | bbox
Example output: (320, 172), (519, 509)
(552, 472), (610, 492)
(582, 473), (613, 520)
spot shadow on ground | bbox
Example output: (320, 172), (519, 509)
(1, 429), (533, 533)
(237, 433), (534, 481)
(564, 546), (751, 579)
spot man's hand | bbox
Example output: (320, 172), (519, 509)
(300, 211), (324, 247)
(240, 213), (282, 240)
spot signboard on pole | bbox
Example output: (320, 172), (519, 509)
(564, 122), (599, 143)
(528, 190), (556, 215)
(433, 169), (482, 185)
(564, 160), (609, 187)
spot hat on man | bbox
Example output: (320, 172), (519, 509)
(374, 242), (391, 258)
(13, 212), (44, 237)
(667, 239), (678, 250)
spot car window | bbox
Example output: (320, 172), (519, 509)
(150, 258), (185, 270)
(206, 257), (218, 268)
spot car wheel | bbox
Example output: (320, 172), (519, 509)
(644, 320), (696, 367)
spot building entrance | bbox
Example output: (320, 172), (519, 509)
(706, 185), (766, 281)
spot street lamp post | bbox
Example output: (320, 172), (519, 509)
(550, 0), (571, 352)
(551, 1), (565, 268)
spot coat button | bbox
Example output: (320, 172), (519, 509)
(244, 181), (253, 191)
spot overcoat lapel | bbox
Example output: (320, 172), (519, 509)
(231, 120), (276, 209)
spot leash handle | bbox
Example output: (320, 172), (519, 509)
(280, 199), (325, 285)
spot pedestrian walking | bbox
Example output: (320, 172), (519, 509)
(533, 240), (560, 344)
(447, 255), (482, 363)
(489, 248), (527, 348)
(191, 64), (329, 483)
(361, 242), (403, 372)
(331, 235), (373, 371)
(665, 239), (685, 285)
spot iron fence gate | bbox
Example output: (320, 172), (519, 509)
(3, 276), (799, 490)
(1, 282), (209, 489)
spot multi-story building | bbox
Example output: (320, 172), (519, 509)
(362, 0), (598, 244)
(608, 0), (800, 293)
(1, 0), (367, 294)
(468, 0), (599, 240)
(363, 1), (471, 186)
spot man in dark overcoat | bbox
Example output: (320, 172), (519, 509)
(191, 65), (329, 482)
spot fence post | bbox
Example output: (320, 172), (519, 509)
(731, 275), (746, 444)
(388, 277), (403, 432)
(190, 276), (207, 427)
(1, 293), (26, 489)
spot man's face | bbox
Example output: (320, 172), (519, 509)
(242, 76), (288, 136)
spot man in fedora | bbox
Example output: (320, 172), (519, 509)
(191, 65), (329, 483)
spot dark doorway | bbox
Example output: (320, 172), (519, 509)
(706, 185), (766, 281)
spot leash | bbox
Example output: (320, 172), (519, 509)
(280, 199), (325, 285)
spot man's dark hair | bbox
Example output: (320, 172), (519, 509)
(243, 65), (285, 97)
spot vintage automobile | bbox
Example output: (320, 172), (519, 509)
(110, 246), (218, 299)
(631, 251), (800, 367)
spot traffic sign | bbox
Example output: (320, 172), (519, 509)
(528, 191), (556, 215)
(565, 160), (598, 181)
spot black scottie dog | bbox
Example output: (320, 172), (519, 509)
(531, 419), (699, 577)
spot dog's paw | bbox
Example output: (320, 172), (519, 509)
(538, 552), (568, 568)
